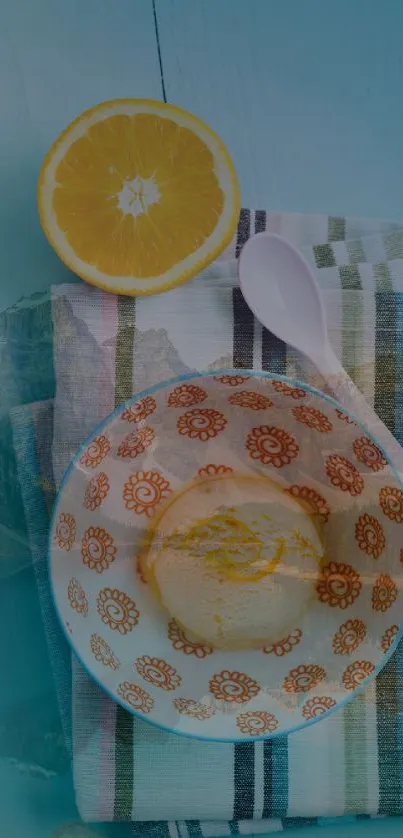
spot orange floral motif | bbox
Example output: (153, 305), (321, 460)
(121, 396), (157, 424)
(209, 670), (260, 704)
(55, 512), (76, 550)
(332, 619), (367, 655)
(292, 405), (332, 433)
(177, 408), (227, 441)
(173, 698), (215, 720)
(342, 660), (375, 691)
(355, 514), (385, 559)
(353, 436), (387, 473)
(379, 486), (403, 523)
(325, 455), (364, 496)
(316, 561), (362, 609)
(117, 426), (155, 459)
(123, 470), (172, 517)
(272, 380), (306, 399)
(167, 384), (208, 407)
(335, 408), (356, 425)
(236, 711), (279, 736)
(67, 578), (88, 617)
(228, 391), (273, 410)
(283, 664), (326, 694)
(81, 526), (116, 573)
(262, 629), (302, 656)
(302, 696), (336, 720)
(79, 435), (110, 468)
(117, 681), (154, 713)
(168, 619), (214, 658)
(214, 374), (250, 386)
(198, 463), (233, 479)
(84, 472), (110, 511)
(372, 574), (398, 613)
(246, 425), (299, 468)
(90, 633), (120, 669)
(97, 587), (139, 633)
(285, 485), (330, 524)
(381, 625), (399, 653)
(135, 656), (182, 691)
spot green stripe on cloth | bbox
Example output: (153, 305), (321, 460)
(262, 740), (273, 818)
(262, 328), (287, 375)
(339, 266), (362, 289)
(132, 822), (171, 837)
(339, 266), (363, 387)
(233, 288), (254, 369)
(376, 651), (400, 814)
(115, 296), (136, 407)
(346, 239), (366, 264)
(261, 319), (289, 821)
(185, 821), (204, 838)
(255, 209), (266, 234)
(232, 277), (257, 822)
(263, 737), (288, 818)
(384, 229), (403, 260)
(396, 641), (403, 813)
(344, 695), (368, 814)
(313, 244), (336, 269)
(236, 208), (251, 258)
(395, 292), (403, 446)
(374, 262), (394, 292)
(233, 742), (254, 818)
(114, 704), (134, 819)
(114, 295), (136, 819)
(374, 289), (397, 436)
(375, 364), (400, 812)
(328, 216), (346, 242)
(371, 271), (399, 822)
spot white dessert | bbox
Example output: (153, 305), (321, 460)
(142, 474), (324, 649)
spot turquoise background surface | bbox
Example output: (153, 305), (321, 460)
(1, 1), (403, 834)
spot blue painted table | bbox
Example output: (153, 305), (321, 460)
(2, 1), (403, 834)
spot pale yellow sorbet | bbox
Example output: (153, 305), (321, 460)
(142, 475), (324, 649)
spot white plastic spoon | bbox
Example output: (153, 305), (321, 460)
(238, 231), (403, 473)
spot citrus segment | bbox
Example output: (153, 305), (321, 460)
(38, 100), (240, 295)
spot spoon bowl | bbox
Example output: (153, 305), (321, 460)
(238, 231), (403, 472)
(239, 232), (328, 365)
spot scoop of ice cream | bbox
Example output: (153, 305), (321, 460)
(142, 474), (324, 649)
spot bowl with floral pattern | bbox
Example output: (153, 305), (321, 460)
(49, 370), (403, 741)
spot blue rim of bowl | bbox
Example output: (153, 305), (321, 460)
(48, 368), (403, 743)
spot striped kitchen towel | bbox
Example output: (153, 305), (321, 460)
(11, 395), (383, 837)
(0, 291), (54, 578)
(47, 209), (403, 825)
(0, 293), (70, 779)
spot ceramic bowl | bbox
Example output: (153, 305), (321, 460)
(49, 370), (403, 741)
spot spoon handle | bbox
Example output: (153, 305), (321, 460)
(317, 347), (403, 475)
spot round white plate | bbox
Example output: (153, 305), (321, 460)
(49, 371), (403, 741)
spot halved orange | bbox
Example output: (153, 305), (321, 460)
(38, 99), (240, 296)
